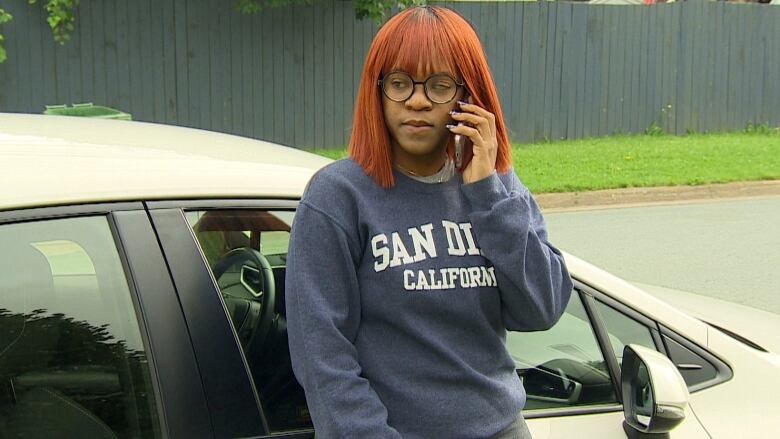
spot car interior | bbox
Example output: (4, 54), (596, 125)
(188, 209), (311, 432)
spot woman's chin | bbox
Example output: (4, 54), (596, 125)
(395, 139), (447, 158)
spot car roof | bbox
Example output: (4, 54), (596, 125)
(0, 113), (332, 211)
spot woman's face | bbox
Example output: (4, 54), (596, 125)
(382, 67), (465, 171)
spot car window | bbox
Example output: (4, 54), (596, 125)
(186, 210), (312, 433)
(507, 292), (618, 411)
(0, 216), (161, 438)
(592, 299), (658, 366)
(662, 334), (720, 388)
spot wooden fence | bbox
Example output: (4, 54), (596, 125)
(1, 0), (778, 148)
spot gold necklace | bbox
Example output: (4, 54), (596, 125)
(394, 159), (447, 177)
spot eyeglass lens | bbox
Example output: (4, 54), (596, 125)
(382, 72), (458, 104)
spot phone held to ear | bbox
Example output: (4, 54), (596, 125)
(454, 94), (472, 172)
(454, 133), (474, 172)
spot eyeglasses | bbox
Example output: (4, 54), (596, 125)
(378, 72), (465, 104)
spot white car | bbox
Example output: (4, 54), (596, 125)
(1, 113), (778, 439)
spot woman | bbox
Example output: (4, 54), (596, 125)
(286, 6), (572, 438)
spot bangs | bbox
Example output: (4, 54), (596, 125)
(379, 9), (458, 78)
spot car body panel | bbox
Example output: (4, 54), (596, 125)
(686, 328), (780, 438)
(0, 113), (330, 211)
(527, 408), (710, 439)
(635, 281), (780, 354)
(564, 254), (709, 347)
(112, 209), (214, 438)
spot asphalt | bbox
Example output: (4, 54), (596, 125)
(543, 193), (780, 315)
(535, 180), (780, 212)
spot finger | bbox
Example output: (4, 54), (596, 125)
(457, 100), (496, 125)
(446, 124), (484, 144)
(449, 110), (488, 130)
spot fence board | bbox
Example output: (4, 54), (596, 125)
(140, 0), (155, 121)
(608, 6), (622, 134)
(666, 4), (679, 134)
(770, 13), (780, 126)
(336, 2), (348, 146)
(640, 6), (651, 133)
(323, 4), (335, 147)
(702, 4), (715, 131)
(282, 6), (295, 144)
(728, 6), (741, 130)
(172, 0), (187, 125)
(519, 3), (533, 139)
(302, 5), (314, 147)
(16, 1), (31, 110)
(90, 0), (106, 110)
(689, 1), (702, 132)
(257, 9), (271, 139)
(750, 6), (763, 125)
(78, 2), (94, 106)
(496, 2), (510, 129)
(542, 2), (556, 139)
(634, 7), (643, 133)
(582, 6), (598, 138)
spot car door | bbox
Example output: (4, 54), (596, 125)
(147, 201), (312, 438)
(513, 286), (712, 439)
(0, 203), (210, 438)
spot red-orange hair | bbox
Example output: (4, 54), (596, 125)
(348, 6), (512, 188)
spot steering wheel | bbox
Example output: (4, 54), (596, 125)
(211, 247), (277, 359)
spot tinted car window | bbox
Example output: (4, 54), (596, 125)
(507, 293), (617, 410)
(662, 335), (720, 388)
(186, 210), (311, 433)
(592, 299), (658, 366)
(0, 216), (161, 438)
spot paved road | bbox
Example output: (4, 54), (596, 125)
(544, 195), (780, 316)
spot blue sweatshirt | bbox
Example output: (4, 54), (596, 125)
(285, 158), (572, 439)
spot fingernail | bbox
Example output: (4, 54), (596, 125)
(457, 100), (467, 106)
(449, 110), (459, 115)
(446, 124), (456, 129)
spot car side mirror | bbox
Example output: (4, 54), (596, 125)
(621, 344), (690, 438)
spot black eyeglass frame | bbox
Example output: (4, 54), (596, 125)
(377, 71), (467, 104)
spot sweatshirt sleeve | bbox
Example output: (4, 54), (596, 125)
(285, 201), (402, 439)
(461, 172), (573, 331)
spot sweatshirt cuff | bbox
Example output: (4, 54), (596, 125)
(461, 171), (507, 212)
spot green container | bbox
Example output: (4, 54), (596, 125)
(44, 103), (132, 120)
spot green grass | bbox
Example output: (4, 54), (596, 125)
(308, 130), (780, 193)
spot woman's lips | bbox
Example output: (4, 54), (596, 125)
(402, 123), (433, 133)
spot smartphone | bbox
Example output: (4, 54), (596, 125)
(454, 134), (466, 171)
(453, 94), (472, 172)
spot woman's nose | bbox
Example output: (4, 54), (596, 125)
(405, 84), (432, 110)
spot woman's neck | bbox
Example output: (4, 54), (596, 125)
(392, 147), (448, 177)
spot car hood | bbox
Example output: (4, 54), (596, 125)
(634, 282), (780, 354)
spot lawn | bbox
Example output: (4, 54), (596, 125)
(309, 130), (780, 193)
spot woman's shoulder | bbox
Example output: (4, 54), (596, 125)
(306, 158), (370, 193)
(496, 167), (529, 194)
(312, 158), (365, 182)
(301, 158), (374, 213)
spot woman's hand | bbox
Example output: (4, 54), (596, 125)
(447, 100), (498, 184)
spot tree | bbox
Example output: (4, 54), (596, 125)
(0, 0), (79, 64)
(0, 8), (12, 63)
(0, 0), (424, 64)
